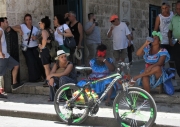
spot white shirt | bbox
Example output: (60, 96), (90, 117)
(159, 11), (174, 44)
(20, 24), (39, 47)
(0, 27), (10, 58)
(54, 24), (69, 46)
(108, 22), (130, 50)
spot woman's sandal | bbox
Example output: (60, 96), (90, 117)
(129, 78), (136, 86)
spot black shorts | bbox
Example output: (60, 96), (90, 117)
(40, 48), (51, 65)
(0, 56), (19, 76)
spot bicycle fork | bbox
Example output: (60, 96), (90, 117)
(122, 82), (134, 111)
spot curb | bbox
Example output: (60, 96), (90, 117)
(0, 109), (177, 127)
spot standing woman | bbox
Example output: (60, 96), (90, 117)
(53, 14), (74, 54)
(12, 14), (45, 82)
(38, 16), (53, 82)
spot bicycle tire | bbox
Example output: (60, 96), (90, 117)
(54, 83), (89, 124)
(113, 87), (157, 127)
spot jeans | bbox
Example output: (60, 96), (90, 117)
(49, 76), (77, 101)
(127, 45), (133, 63)
(22, 46), (45, 82)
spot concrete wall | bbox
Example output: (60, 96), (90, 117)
(85, 0), (163, 61)
(5, 0), (54, 81)
(0, 0), (7, 17)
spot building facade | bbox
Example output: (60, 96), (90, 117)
(0, 0), (178, 89)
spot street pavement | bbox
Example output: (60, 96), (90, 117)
(0, 116), (101, 127)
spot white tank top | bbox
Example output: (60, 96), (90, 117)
(0, 27), (10, 58)
(20, 24), (39, 47)
(159, 11), (174, 44)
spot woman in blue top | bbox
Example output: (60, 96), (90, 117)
(130, 31), (170, 93)
(77, 44), (116, 106)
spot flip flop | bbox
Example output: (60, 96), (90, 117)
(129, 78), (136, 86)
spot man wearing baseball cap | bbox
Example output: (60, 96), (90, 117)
(107, 14), (131, 63)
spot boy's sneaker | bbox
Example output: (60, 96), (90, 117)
(0, 93), (7, 99)
(11, 83), (24, 90)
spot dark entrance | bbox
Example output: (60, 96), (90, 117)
(53, 0), (83, 23)
(53, 0), (84, 64)
(149, 5), (160, 36)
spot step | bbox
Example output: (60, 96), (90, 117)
(12, 82), (49, 96)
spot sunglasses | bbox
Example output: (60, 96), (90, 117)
(111, 20), (115, 23)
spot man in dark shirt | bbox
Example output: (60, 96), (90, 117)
(68, 11), (83, 66)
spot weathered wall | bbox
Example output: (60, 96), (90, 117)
(0, 0), (7, 17)
(5, 0), (54, 81)
(85, 0), (163, 61)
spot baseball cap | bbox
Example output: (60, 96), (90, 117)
(109, 14), (118, 22)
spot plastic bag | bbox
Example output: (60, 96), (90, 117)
(163, 79), (174, 95)
(73, 89), (98, 104)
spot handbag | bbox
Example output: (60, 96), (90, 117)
(62, 25), (76, 49)
(20, 26), (33, 51)
(45, 29), (60, 62)
(163, 68), (175, 95)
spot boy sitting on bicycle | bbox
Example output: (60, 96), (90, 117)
(77, 44), (117, 106)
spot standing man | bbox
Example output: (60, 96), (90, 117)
(154, 2), (173, 52)
(84, 13), (101, 66)
(0, 17), (23, 95)
(107, 15), (131, 63)
(168, 1), (180, 79)
(123, 20), (134, 64)
(68, 11), (83, 65)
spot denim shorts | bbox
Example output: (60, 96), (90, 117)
(0, 56), (19, 76)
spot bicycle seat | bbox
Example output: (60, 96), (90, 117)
(75, 66), (92, 70)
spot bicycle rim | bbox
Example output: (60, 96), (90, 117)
(54, 83), (89, 124)
(113, 87), (157, 127)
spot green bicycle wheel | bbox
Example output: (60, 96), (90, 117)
(54, 83), (89, 124)
(113, 87), (157, 127)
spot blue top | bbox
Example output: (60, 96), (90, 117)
(89, 58), (113, 79)
(143, 45), (170, 64)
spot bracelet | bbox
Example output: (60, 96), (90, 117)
(103, 59), (106, 62)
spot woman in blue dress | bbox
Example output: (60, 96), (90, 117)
(130, 31), (170, 93)
(77, 44), (116, 106)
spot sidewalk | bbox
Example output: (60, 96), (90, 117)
(0, 94), (180, 127)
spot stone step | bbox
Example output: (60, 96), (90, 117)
(12, 82), (49, 96)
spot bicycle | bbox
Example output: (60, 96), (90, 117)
(54, 62), (157, 127)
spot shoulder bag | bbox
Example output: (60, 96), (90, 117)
(20, 26), (33, 51)
(62, 25), (76, 49)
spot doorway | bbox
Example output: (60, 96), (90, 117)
(53, 0), (83, 24)
(149, 5), (160, 36)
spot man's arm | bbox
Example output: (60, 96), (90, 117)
(78, 23), (83, 48)
(168, 30), (173, 46)
(168, 19), (174, 46)
(11, 25), (23, 35)
(85, 23), (95, 35)
(107, 27), (113, 38)
(0, 31), (5, 58)
(154, 16), (160, 31)
(126, 34), (132, 46)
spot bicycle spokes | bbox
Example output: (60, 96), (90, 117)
(118, 91), (152, 127)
